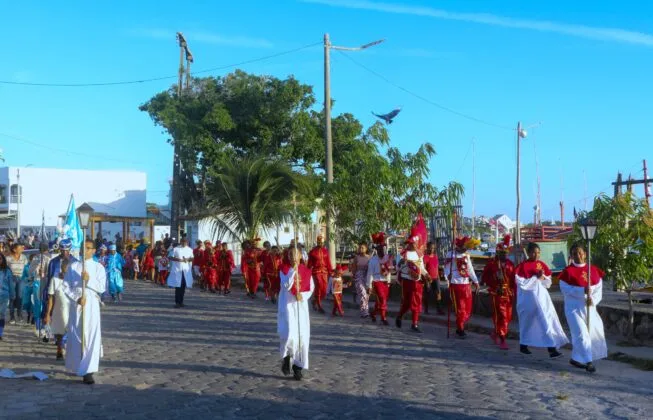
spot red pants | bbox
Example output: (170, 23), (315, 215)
(268, 275), (280, 297)
(332, 293), (344, 315)
(158, 270), (168, 285)
(218, 271), (231, 291)
(491, 294), (513, 338)
(372, 281), (390, 320)
(262, 275), (270, 297)
(450, 283), (472, 331)
(398, 280), (423, 325)
(312, 271), (328, 309)
(204, 268), (218, 289)
(245, 269), (261, 294)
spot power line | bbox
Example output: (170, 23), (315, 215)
(0, 42), (322, 88)
(0, 132), (141, 164)
(336, 50), (513, 131)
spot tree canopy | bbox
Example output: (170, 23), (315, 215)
(140, 70), (463, 245)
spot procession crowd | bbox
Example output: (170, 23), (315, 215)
(0, 213), (608, 384)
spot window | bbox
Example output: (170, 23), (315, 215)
(0, 185), (6, 204)
(10, 184), (21, 203)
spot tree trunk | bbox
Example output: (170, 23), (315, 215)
(627, 289), (635, 342)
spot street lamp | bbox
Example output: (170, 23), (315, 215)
(514, 122), (540, 248)
(579, 217), (598, 331)
(323, 34), (385, 265)
(77, 206), (91, 359)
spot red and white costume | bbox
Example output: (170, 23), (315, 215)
(241, 246), (262, 295)
(278, 263), (314, 369)
(444, 240), (479, 332)
(558, 263), (607, 364)
(263, 251), (282, 299)
(515, 259), (568, 349)
(367, 232), (393, 322)
(327, 266), (348, 316)
(202, 247), (218, 291)
(396, 215), (429, 328)
(307, 239), (332, 311)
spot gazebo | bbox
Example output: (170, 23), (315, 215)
(75, 202), (155, 245)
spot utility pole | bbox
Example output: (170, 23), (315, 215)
(324, 34), (334, 264)
(644, 159), (651, 208)
(471, 138), (476, 237)
(515, 122), (524, 245)
(170, 32), (191, 240)
(323, 34), (384, 264)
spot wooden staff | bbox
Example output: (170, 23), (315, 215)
(81, 235), (87, 360)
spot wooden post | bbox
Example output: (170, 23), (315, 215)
(644, 160), (651, 208)
(614, 172), (623, 197)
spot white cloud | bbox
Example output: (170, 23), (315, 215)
(128, 28), (273, 48)
(301, 0), (653, 47)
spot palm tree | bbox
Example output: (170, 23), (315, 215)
(204, 156), (303, 241)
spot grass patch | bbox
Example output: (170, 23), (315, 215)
(608, 352), (653, 371)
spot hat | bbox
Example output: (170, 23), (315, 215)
(406, 214), (427, 251)
(496, 234), (511, 253)
(109, 244), (117, 251)
(455, 236), (470, 249)
(371, 232), (386, 246)
(59, 239), (73, 251)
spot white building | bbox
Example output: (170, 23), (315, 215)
(0, 166), (147, 240)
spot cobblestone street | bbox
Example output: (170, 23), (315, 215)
(1, 280), (652, 419)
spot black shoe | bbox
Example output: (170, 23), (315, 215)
(585, 362), (596, 373)
(381, 319), (389, 326)
(318, 308), (326, 314)
(271, 298), (277, 304)
(56, 352), (64, 361)
(281, 356), (291, 376)
(570, 359), (587, 369)
(395, 317), (402, 328)
(548, 349), (563, 359)
(83, 373), (95, 385)
(292, 365), (303, 381)
(175, 303), (182, 308)
(411, 325), (423, 333)
(437, 308), (446, 315)
(371, 315), (377, 323)
(455, 329), (466, 339)
(224, 289), (231, 295)
(520, 345), (532, 355)
(0, 336), (3, 341)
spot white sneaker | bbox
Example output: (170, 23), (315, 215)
(265, 296), (270, 301)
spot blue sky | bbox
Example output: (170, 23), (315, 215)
(1, 0), (651, 223)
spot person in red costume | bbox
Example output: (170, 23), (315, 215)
(241, 239), (262, 298)
(202, 245), (218, 293)
(481, 234), (516, 350)
(396, 215), (431, 333)
(444, 236), (479, 338)
(307, 234), (333, 314)
(192, 240), (205, 289)
(422, 241), (443, 315)
(264, 245), (283, 304)
(260, 241), (272, 300)
(216, 242), (235, 295)
(558, 242), (607, 373)
(367, 232), (394, 325)
(327, 265), (349, 316)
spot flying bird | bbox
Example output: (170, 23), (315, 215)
(372, 108), (402, 124)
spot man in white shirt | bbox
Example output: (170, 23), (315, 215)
(168, 238), (194, 308)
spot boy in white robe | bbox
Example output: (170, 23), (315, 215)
(63, 239), (106, 384)
(559, 243), (607, 373)
(277, 247), (314, 381)
(515, 242), (569, 358)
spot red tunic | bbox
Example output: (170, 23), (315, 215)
(558, 264), (603, 288)
(263, 253), (282, 278)
(280, 263), (312, 295)
(423, 254), (439, 279)
(142, 249), (155, 271)
(193, 247), (205, 267)
(307, 246), (332, 275)
(515, 259), (552, 279)
(482, 259), (516, 296)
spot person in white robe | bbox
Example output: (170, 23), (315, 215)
(63, 239), (106, 384)
(168, 237), (194, 308)
(559, 243), (607, 373)
(515, 242), (568, 358)
(278, 247), (314, 381)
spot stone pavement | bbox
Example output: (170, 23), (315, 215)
(1, 280), (652, 420)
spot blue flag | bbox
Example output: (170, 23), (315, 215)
(63, 195), (84, 251)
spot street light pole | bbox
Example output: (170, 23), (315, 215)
(323, 33), (385, 264)
(16, 169), (21, 239)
